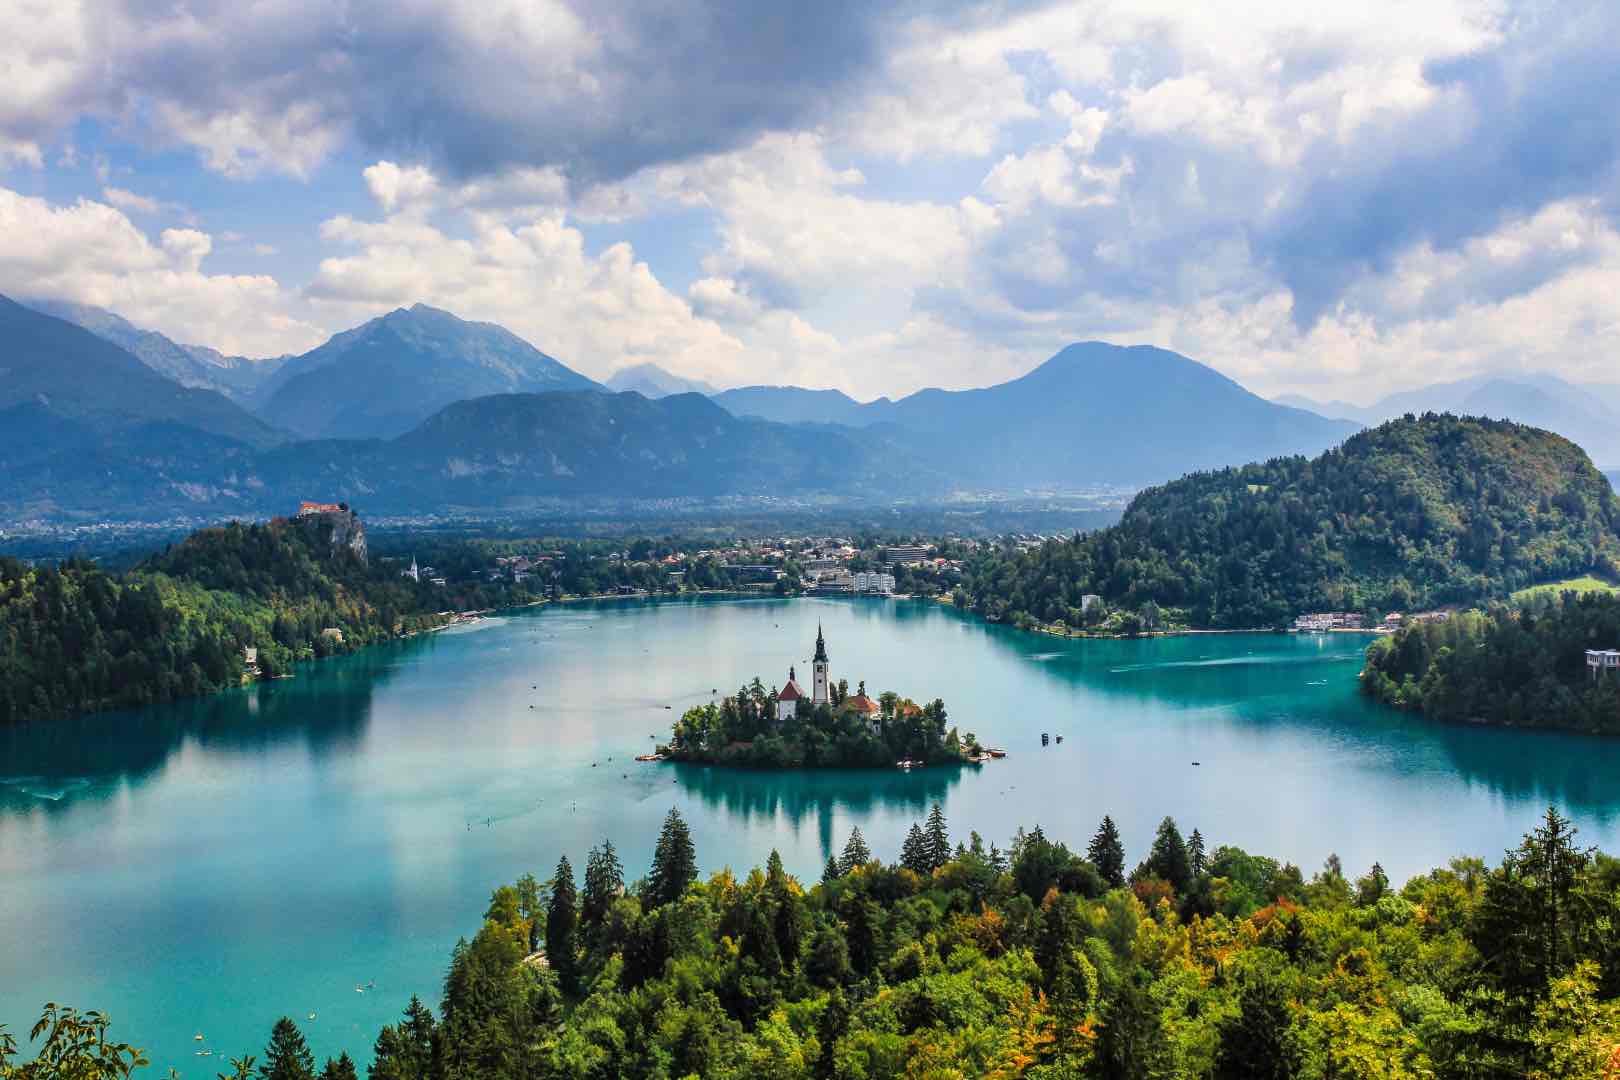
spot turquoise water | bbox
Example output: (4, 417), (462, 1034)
(4, 595), (1619, 1072)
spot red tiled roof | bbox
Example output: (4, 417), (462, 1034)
(847, 692), (880, 714)
(779, 679), (805, 701)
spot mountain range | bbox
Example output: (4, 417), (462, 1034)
(717, 344), (1358, 488)
(256, 304), (601, 439)
(25, 297), (288, 402)
(1276, 373), (1620, 467)
(13, 292), (1605, 522)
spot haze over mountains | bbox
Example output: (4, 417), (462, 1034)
(5, 292), (1611, 522)
(1276, 374), (1620, 467)
(604, 362), (718, 398)
(27, 298), (288, 403)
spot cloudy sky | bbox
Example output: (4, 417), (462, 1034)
(2, 0), (1617, 401)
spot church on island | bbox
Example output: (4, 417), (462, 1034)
(775, 624), (882, 727)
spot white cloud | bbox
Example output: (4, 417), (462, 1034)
(306, 202), (756, 384)
(100, 186), (162, 214)
(363, 161), (441, 213)
(0, 186), (323, 355)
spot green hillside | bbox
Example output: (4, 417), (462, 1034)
(961, 414), (1620, 629)
(0, 514), (529, 726)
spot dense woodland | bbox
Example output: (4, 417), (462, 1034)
(7, 806), (1618, 1079)
(666, 680), (967, 768)
(959, 415), (1620, 631)
(1362, 591), (1620, 733)
(0, 516), (533, 726)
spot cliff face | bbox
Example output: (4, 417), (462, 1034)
(299, 509), (368, 565)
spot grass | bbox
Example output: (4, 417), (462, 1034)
(1512, 574), (1620, 602)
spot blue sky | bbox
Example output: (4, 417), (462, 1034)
(2, 0), (1618, 401)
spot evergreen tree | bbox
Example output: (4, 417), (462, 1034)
(1213, 976), (1301, 1080)
(1088, 816), (1126, 889)
(258, 1018), (315, 1080)
(1188, 829), (1207, 877)
(822, 853), (842, 884)
(806, 926), (853, 988)
(318, 1053), (358, 1080)
(1472, 805), (1592, 1012)
(1355, 861), (1390, 906)
(900, 823), (930, 874)
(1145, 816), (1192, 894)
(545, 855), (578, 992)
(813, 988), (850, 1080)
(1096, 973), (1170, 1080)
(988, 842), (1008, 875)
(647, 807), (698, 908)
(581, 839), (624, 925)
(924, 802), (951, 870)
(839, 827), (872, 874)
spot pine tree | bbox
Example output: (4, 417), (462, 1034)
(839, 827), (872, 874)
(988, 842), (1008, 875)
(258, 1018), (315, 1080)
(901, 823), (930, 874)
(1355, 861), (1390, 906)
(581, 839), (624, 925)
(546, 855), (578, 991)
(1213, 976), (1301, 1080)
(647, 807), (698, 908)
(924, 803), (950, 870)
(318, 1053), (357, 1080)
(1145, 816), (1192, 893)
(1088, 816), (1126, 889)
(1188, 829), (1207, 877)
(1472, 805), (1592, 1012)
(822, 854), (842, 884)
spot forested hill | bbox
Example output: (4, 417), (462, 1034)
(1363, 591), (1620, 733)
(962, 414), (1620, 630)
(0, 515), (529, 726)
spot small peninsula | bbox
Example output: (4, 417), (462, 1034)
(663, 625), (982, 768)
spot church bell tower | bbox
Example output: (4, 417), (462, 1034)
(812, 623), (830, 705)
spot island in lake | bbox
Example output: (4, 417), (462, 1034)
(663, 624), (985, 768)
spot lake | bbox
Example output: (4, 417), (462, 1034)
(5, 595), (1619, 1071)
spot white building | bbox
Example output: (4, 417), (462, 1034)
(854, 571), (896, 595)
(1586, 649), (1620, 679)
(777, 666), (805, 723)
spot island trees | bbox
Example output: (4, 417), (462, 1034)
(666, 687), (966, 769)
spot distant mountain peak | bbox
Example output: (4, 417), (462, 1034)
(605, 361), (718, 398)
(257, 304), (599, 439)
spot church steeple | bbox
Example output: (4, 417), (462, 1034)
(811, 623), (830, 705)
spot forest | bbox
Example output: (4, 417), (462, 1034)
(958, 415), (1620, 631)
(1361, 590), (1620, 733)
(665, 679), (967, 768)
(6, 806), (1617, 1079)
(0, 515), (534, 727)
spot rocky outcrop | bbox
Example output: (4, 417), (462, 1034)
(297, 507), (368, 565)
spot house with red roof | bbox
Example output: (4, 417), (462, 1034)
(776, 666), (806, 724)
